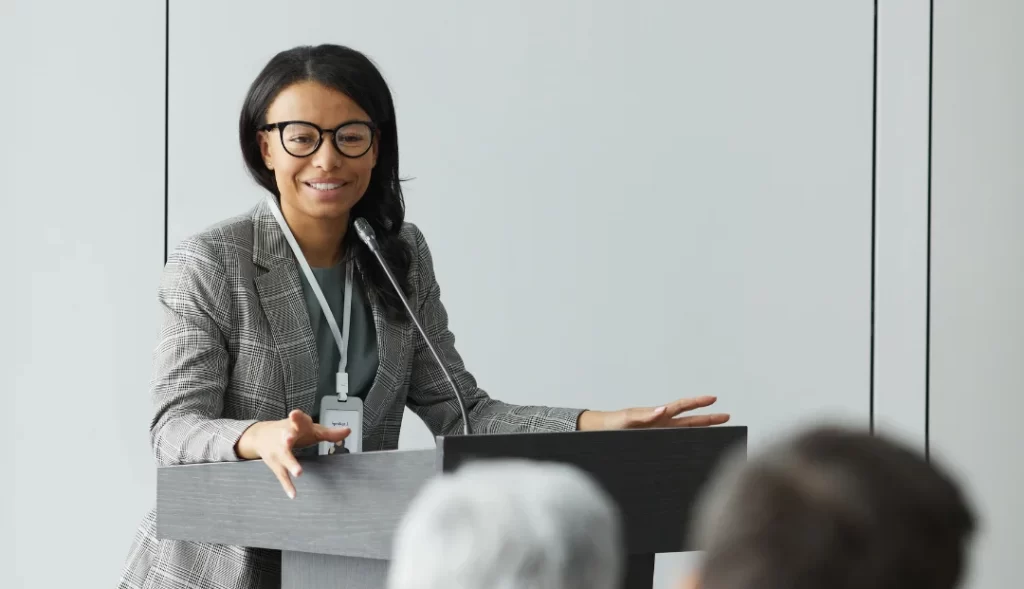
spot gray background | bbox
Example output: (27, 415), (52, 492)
(931, 1), (1024, 588)
(167, 3), (872, 584)
(7, 1), (165, 588)
(4, 1), (1021, 588)
(167, 0), (874, 449)
(872, 0), (931, 447)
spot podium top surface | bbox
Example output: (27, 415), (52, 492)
(157, 426), (746, 559)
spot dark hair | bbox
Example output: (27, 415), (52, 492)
(690, 426), (976, 589)
(239, 44), (411, 316)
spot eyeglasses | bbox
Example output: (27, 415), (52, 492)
(259, 120), (376, 158)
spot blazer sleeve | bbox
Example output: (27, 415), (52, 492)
(148, 237), (258, 466)
(403, 226), (586, 436)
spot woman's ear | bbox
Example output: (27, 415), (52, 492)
(258, 132), (274, 170)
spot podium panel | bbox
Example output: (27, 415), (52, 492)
(159, 427), (746, 589)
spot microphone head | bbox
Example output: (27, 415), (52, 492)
(353, 217), (379, 250)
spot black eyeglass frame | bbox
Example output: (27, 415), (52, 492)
(258, 119), (377, 158)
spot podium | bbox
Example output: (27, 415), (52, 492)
(157, 426), (746, 589)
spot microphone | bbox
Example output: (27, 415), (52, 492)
(353, 218), (472, 436)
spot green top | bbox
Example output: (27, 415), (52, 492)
(298, 260), (379, 420)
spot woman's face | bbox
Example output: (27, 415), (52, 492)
(259, 81), (378, 224)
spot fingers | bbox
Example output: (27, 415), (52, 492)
(265, 421), (351, 499)
(618, 397), (726, 429)
(286, 410), (324, 449)
(268, 416), (305, 498)
(668, 413), (731, 428)
(267, 458), (298, 499)
(312, 424), (352, 444)
(288, 409), (312, 428)
(273, 430), (302, 497)
(663, 396), (718, 417)
(619, 406), (665, 428)
(278, 447), (302, 479)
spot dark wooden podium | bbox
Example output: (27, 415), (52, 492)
(156, 426), (747, 589)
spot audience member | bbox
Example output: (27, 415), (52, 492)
(682, 426), (976, 589)
(388, 459), (623, 589)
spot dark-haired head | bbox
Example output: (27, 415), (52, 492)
(239, 44), (411, 314)
(686, 426), (976, 589)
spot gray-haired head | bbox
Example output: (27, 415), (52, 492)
(387, 459), (624, 589)
(686, 426), (976, 589)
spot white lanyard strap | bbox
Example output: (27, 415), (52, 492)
(265, 195), (354, 397)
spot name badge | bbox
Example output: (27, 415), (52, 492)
(318, 394), (363, 455)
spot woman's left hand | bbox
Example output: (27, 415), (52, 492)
(576, 396), (730, 431)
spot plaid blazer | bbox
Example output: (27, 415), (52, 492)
(118, 199), (583, 589)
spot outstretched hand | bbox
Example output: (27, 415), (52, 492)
(576, 396), (729, 431)
(235, 409), (351, 498)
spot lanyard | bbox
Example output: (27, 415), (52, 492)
(265, 195), (354, 400)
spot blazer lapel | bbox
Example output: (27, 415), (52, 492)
(356, 257), (411, 450)
(251, 200), (319, 418)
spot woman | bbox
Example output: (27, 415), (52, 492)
(118, 44), (729, 589)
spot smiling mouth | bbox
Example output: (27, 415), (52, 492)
(304, 181), (348, 191)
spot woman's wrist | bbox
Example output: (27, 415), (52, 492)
(576, 410), (607, 431)
(235, 421), (267, 460)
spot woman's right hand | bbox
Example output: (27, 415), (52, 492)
(235, 409), (352, 498)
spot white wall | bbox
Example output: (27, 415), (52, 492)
(28, 1), (1021, 589)
(872, 1), (931, 451)
(169, 0), (874, 434)
(168, 2), (873, 587)
(8, 1), (164, 588)
(930, 1), (1024, 588)
(2, 3), (18, 585)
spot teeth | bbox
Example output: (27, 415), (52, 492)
(307, 182), (343, 190)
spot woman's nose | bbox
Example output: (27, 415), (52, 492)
(311, 134), (341, 170)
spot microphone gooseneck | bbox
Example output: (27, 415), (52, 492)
(353, 218), (473, 436)
(353, 218), (379, 252)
